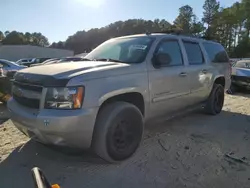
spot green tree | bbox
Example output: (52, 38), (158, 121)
(242, 0), (250, 39)
(52, 19), (172, 54)
(202, 0), (220, 39)
(174, 5), (195, 34)
(1, 31), (49, 46)
(2, 31), (26, 45)
(191, 16), (205, 36)
(4, 31), (10, 37)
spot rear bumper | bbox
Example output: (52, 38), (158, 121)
(7, 98), (98, 149)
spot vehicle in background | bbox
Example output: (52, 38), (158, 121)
(19, 57), (51, 67)
(8, 33), (230, 163)
(0, 64), (3, 77)
(0, 59), (27, 77)
(16, 58), (33, 65)
(36, 57), (87, 66)
(30, 58), (61, 67)
(30, 57), (86, 67)
(230, 59), (250, 92)
(59, 56), (86, 62)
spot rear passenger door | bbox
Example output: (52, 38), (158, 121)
(148, 38), (191, 118)
(182, 40), (211, 103)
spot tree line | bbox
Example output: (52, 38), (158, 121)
(1, 0), (250, 57)
(0, 31), (49, 47)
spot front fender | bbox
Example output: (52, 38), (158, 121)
(98, 87), (144, 106)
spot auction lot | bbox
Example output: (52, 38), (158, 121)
(0, 94), (250, 188)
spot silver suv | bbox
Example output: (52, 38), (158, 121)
(8, 33), (231, 163)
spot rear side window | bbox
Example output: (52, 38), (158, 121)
(183, 41), (204, 65)
(154, 40), (183, 66)
(203, 42), (229, 63)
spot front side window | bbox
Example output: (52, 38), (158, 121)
(154, 40), (183, 66)
(183, 41), (204, 65)
(85, 37), (155, 64)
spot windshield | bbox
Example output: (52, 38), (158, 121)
(233, 61), (250, 69)
(85, 37), (155, 64)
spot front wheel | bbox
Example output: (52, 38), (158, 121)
(204, 84), (225, 115)
(92, 102), (144, 163)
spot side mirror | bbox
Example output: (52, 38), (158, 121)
(152, 53), (171, 68)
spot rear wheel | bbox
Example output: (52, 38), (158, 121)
(204, 84), (224, 115)
(92, 102), (144, 163)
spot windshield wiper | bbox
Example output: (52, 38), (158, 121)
(93, 58), (125, 63)
(80, 58), (93, 61)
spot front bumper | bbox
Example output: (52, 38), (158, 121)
(7, 98), (98, 149)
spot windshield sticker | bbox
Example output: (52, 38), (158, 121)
(130, 45), (147, 50)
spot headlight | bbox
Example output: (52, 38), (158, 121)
(45, 86), (84, 109)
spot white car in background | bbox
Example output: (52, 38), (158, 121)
(16, 58), (33, 65)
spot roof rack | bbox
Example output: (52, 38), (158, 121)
(146, 29), (204, 39)
(146, 28), (184, 35)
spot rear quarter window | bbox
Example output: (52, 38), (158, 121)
(203, 42), (229, 63)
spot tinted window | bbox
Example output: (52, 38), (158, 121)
(155, 40), (183, 66)
(183, 41), (204, 65)
(203, 42), (229, 63)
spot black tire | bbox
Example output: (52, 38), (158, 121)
(92, 102), (144, 163)
(204, 84), (225, 115)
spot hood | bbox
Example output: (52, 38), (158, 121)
(14, 61), (134, 87)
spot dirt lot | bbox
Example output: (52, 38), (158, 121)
(0, 94), (250, 188)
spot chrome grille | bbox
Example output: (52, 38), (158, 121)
(12, 81), (42, 109)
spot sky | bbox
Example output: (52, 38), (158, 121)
(1, 0), (238, 43)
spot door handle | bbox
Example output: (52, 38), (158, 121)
(201, 69), (207, 74)
(179, 72), (187, 77)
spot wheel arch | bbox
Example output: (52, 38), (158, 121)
(98, 91), (145, 117)
(214, 76), (225, 88)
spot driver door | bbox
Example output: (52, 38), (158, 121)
(148, 38), (191, 119)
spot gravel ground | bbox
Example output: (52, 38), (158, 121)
(0, 94), (250, 188)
